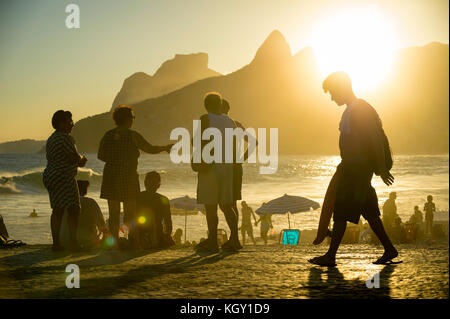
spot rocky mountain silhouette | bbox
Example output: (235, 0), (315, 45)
(110, 52), (221, 111)
(0, 139), (45, 154)
(72, 30), (449, 155)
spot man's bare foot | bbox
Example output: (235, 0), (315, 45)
(308, 254), (337, 267)
(373, 248), (399, 264)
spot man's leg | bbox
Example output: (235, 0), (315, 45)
(325, 221), (347, 259)
(367, 216), (398, 262)
(308, 221), (346, 266)
(241, 227), (246, 245)
(232, 201), (239, 223)
(205, 204), (218, 244)
(250, 228), (256, 245)
(219, 204), (239, 242)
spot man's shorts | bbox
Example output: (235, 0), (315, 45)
(333, 162), (381, 224)
(241, 223), (253, 236)
(197, 163), (234, 205)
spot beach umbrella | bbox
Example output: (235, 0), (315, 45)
(170, 196), (204, 243)
(170, 195), (204, 211)
(255, 194), (320, 229)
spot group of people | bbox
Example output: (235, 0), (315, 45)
(42, 108), (173, 251)
(382, 192), (439, 242)
(42, 71), (405, 266)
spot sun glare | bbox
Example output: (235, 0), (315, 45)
(310, 5), (396, 92)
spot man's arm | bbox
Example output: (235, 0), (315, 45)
(133, 131), (172, 154)
(250, 208), (258, 223)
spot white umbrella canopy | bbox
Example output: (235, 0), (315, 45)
(255, 194), (320, 230)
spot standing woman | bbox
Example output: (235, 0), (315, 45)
(43, 110), (87, 251)
(98, 105), (172, 246)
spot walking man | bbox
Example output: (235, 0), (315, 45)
(309, 71), (398, 266)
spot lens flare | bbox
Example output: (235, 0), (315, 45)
(138, 216), (146, 224)
(105, 236), (116, 247)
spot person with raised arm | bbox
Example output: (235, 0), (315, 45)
(98, 105), (172, 248)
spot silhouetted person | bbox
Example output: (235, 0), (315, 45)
(220, 99), (258, 222)
(309, 72), (397, 266)
(392, 217), (407, 243)
(194, 92), (242, 252)
(29, 209), (38, 218)
(136, 171), (174, 249)
(423, 195), (436, 234)
(173, 228), (183, 246)
(240, 201), (257, 245)
(43, 110), (87, 251)
(382, 192), (399, 230)
(60, 180), (106, 249)
(409, 205), (423, 225)
(98, 105), (172, 247)
(256, 213), (273, 245)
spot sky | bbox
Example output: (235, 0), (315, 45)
(0, 0), (448, 143)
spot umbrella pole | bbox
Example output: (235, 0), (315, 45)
(184, 212), (187, 244)
(288, 212), (291, 230)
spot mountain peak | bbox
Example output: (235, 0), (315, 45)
(154, 53), (216, 79)
(251, 30), (292, 64)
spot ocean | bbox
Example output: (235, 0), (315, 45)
(0, 153), (448, 244)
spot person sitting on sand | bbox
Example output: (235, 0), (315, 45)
(409, 206), (423, 225)
(256, 213), (273, 245)
(309, 72), (398, 266)
(60, 180), (107, 249)
(423, 195), (436, 234)
(173, 228), (183, 246)
(391, 217), (407, 243)
(136, 171), (174, 249)
(240, 201), (257, 245)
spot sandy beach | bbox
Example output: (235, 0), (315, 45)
(1, 239), (448, 299)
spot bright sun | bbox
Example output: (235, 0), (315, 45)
(310, 5), (396, 92)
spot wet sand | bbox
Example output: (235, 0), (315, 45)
(0, 240), (448, 299)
